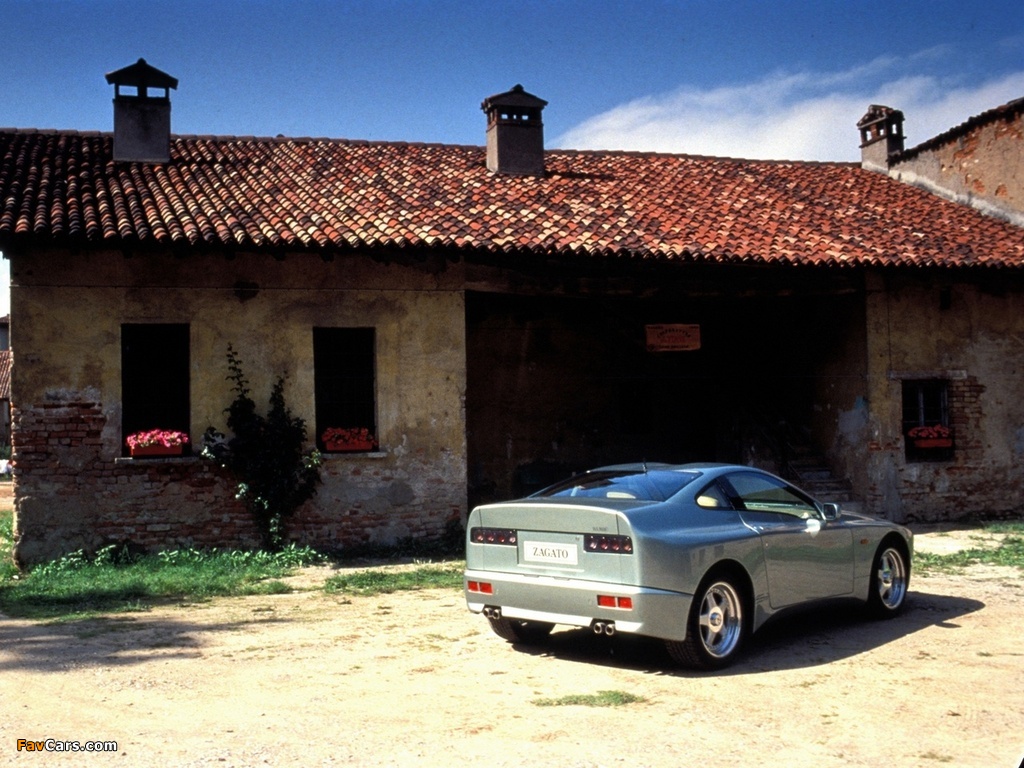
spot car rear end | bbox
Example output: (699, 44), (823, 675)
(464, 499), (692, 642)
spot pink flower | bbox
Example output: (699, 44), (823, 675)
(321, 427), (377, 448)
(907, 425), (951, 439)
(126, 429), (190, 449)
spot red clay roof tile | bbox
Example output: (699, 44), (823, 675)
(0, 129), (1022, 268)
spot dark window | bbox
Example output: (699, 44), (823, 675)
(313, 328), (377, 451)
(121, 324), (190, 454)
(536, 469), (701, 501)
(902, 379), (953, 461)
(721, 472), (818, 518)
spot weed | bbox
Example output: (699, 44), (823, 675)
(323, 563), (464, 596)
(915, 524), (1024, 575)
(919, 751), (954, 763)
(532, 690), (646, 707)
(0, 509), (17, 582)
(0, 538), (326, 621)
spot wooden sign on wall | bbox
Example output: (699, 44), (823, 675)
(645, 324), (701, 352)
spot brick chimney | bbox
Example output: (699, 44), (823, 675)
(481, 85), (548, 176)
(857, 105), (905, 173)
(105, 58), (178, 163)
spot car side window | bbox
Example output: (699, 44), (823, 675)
(722, 472), (818, 519)
(696, 481), (734, 510)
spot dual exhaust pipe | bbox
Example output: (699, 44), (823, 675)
(482, 606), (616, 637)
(592, 620), (616, 636)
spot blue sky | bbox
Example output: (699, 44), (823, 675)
(2, 0), (1023, 315)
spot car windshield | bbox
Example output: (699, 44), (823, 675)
(533, 469), (701, 502)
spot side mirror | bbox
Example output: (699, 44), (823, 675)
(821, 502), (841, 521)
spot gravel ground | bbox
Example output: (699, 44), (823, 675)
(1, 525), (1022, 768)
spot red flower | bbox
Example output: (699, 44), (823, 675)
(126, 429), (190, 449)
(321, 427), (378, 449)
(907, 425), (951, 439)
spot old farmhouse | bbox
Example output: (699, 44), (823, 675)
(1, 61), (1023, 564)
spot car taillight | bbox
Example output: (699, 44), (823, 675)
(467, 580), (494, 594)
(584, 534), (633, 553)
(597, 595), (633, 610)
(470, 527), (517, 545)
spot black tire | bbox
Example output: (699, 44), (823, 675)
(866, 539), (910, 618)
(487, 616), (554, 644)
(665, 572), (749, 670)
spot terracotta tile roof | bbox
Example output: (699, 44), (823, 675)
(0, 128), (1022, 268)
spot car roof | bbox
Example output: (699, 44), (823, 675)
(592, 462), (744, 473)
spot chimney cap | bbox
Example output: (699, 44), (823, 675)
(481, 84), (548, 112)
(857, 104), (904, 130)
(105, 58), (178, 93)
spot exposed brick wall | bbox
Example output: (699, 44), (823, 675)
(12, 395), (459, 565)
(866, 375), (1022, 523)
(12, 398), (258, 564)
(292, 458), (463, 550)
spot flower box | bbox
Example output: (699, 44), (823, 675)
(913, 437), (953, 449)
(126, 429), (190, 457)
(907, 425), (952, 449)
(324, 438), (377, 452)
(129, 443), (185, 457)
(321, 427), (378, 453)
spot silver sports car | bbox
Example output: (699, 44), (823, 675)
(464, 463), (912, 669)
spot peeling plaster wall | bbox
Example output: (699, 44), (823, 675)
(10, 248), (467, 564)
(891, 109), (1024, 225)
(811, 298), (870, 495)
(861, 270), (1024, 522)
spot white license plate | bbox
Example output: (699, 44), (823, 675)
(522, 540), (579, 566)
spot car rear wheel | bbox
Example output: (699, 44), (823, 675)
(867, 540), (909, 618)
(665, 574), (748, 670)
(487, 616), (554, 644)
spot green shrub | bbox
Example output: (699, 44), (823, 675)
(202, 345), (322, 550)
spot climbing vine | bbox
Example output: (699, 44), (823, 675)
(202, 345), (322, 550)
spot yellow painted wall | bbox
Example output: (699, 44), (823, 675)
(10, 247), (467, 562)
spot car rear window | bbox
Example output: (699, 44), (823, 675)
(533, 469), (701, 502)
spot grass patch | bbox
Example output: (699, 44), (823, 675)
(915, 522), (1024, 575)
(0, 506), (461, 618)
(323, 562), (464, 596)
(533, 690), (646, 707)
(0, 518), (325, 620)
(0, 508), (16, 583)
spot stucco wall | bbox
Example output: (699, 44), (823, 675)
(860, 271), (1024, 522)
(10, 248), (467, 564)
(891, 109), (1024, 224)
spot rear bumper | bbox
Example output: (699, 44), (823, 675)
(464, 568), (692, 642)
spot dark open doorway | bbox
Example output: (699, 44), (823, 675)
(465, 286), (865, 506)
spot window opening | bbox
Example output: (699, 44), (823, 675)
(902, 379), (953, 462)
(121, 324), (190, 455)
(313, 328), (377, 452)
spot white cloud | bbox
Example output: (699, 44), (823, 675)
(554, 62), (1024, 162)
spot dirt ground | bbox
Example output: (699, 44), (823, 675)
(2, 526), (1023, 768)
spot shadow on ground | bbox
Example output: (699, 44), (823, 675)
(0, 609), (293, 673)
(508, 589), (985, 676)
